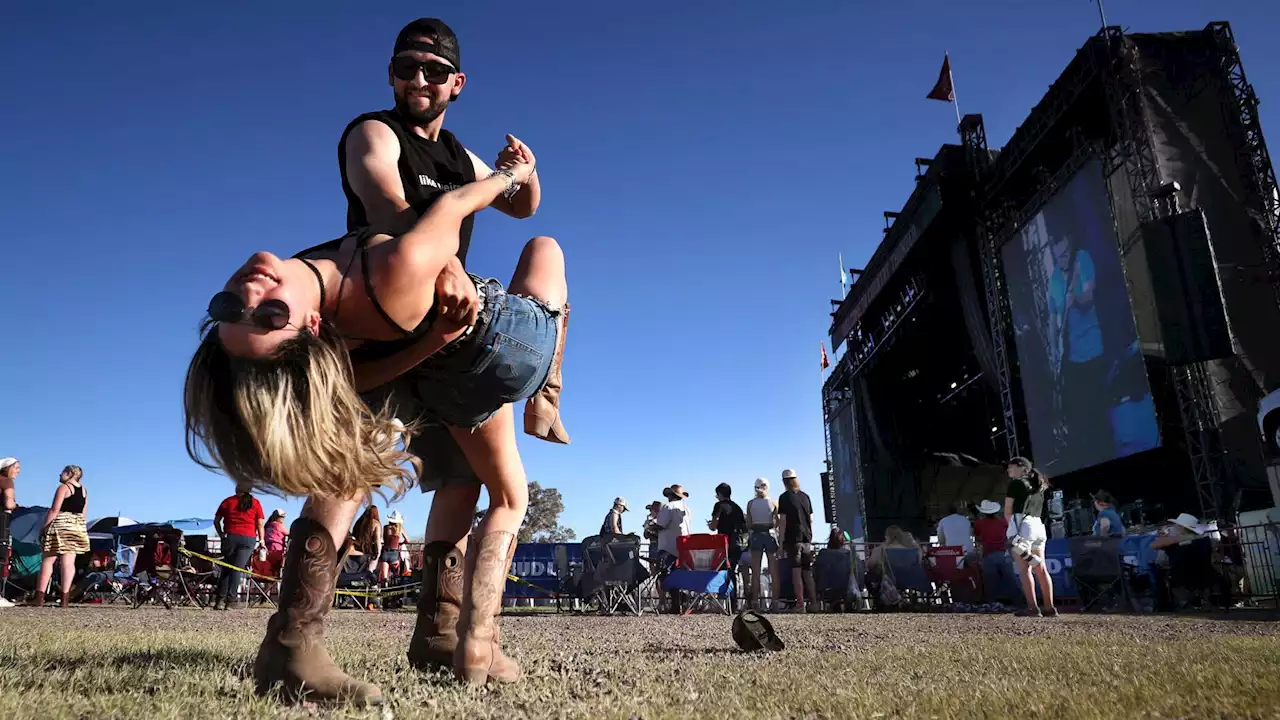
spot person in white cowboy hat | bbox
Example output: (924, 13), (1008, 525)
(1150, 512), (1205, 550)
(0, 457), (19, 608)
(600, 497), (627, 537)
(744, 477), (781, 610)
(379, 510), (410, 583)
(974, 499), (1017, 606)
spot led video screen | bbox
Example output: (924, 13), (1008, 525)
(1001, 157), (1161, 476)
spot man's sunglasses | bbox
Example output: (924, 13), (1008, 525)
(391, 56), (456, 84)
(208, 291), (291, 331)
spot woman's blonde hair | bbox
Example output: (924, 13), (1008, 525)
(61, 465), (83, 484)
(884, 525), (915, 547)
(184, 318), (420, 501)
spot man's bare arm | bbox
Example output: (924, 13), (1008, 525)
(352, 328), (456, 394)
(344, 120), (420, 234)
(466, 149), (540, 219)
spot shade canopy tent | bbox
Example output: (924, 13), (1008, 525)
(88, 516), (139, 533)
(109, 519), (214, 547)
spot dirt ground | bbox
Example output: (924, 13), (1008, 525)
(0, 606), (1278, 719)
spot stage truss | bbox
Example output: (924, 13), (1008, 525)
(971, 25), (1260, 520)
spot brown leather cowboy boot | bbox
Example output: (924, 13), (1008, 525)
(406, 540), (463, 671)
(454, 531), (522, 685)
(60, 591), (70, 608)
(32, 590), (44, 607)
(253, 518), (382, 706)
(524, 304), (571, 444)
(487, 536), (522, 683)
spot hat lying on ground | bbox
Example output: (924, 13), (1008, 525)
(732, 610), (784, 652)
(977, 500), (1002, 515)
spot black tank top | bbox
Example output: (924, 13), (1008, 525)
(338, 110), (478, 265)
(293, 227), (438, 364)
(62, 485), (86, 514)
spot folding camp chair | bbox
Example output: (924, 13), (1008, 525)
(576, 535), (639, 614)
(925, 546), (977, 603)
(1068, 536), (1138, 613)
(335, 552), (379, 609)
(883, 547), (939, 607)
(598, 535), (648, 615)
(814, 546), (857, 611)
(667, 534), (733, 614)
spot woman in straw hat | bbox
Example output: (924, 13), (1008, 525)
(34, 465), (89, 608)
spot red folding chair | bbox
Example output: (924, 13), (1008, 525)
(672, 534), (732, 614)
(677, 534), (728, 571)
(925, 546), (976, 603)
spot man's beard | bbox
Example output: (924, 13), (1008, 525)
(395, 91), (448, 126)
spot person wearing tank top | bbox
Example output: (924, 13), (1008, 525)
(333, 18), (569, 692)
(337, 18), (570, 464)
(1003, 457), (1057, 618)
(744, 478), (783, 611)
(34, 465), (90, 608)
(184, 121), (556, 699)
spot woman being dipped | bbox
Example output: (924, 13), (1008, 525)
(184, 156), (557, 702)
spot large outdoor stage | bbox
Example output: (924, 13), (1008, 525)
(822, 23), (1280, 543)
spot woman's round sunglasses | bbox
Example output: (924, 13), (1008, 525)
(208, 291), (291, 331)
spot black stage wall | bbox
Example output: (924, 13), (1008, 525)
(1126, 32), (1280, 505)
(829, 25), (1280, 537)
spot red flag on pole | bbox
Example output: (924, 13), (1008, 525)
(927, 54), (955, 102)
(820, 342), (830, 371)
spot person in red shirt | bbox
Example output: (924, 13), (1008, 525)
(213, 484), (265, 610)
(974, 499), (1017, 605)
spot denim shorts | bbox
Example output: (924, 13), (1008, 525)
(748, 530), (778, 555)
(360, 276), (560, 493)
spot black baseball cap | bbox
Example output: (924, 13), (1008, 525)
(732, 610), (784, 652)
(393, 18), (461, 70)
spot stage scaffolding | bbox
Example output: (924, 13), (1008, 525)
(827, 22), (1279, 530)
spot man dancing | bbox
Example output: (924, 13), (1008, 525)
(338, 18), (561, 684)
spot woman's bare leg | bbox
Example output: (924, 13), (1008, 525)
(1015, 556), (1039, 612)
(1031, 548), (1055, 612)
(508, 236), (568, 310)
(449, 406), (530, 537)
(750, 552), (764, 609)
(35, 553), (56, 604)
(58, 553), (75, 595)
(300, 494), (364, 550)
(447, 404), (529, 684)
(425, 484), (483, 549)
(510, 236), (572, 444)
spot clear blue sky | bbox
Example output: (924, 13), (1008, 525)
(3, 2), (1278, 538)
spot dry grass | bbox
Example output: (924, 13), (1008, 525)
(0, 606), (1278, 719)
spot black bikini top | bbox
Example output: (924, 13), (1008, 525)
(292, 227), (438, 362)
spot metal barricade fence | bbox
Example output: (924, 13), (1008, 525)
(1226, 522), (1280, 607)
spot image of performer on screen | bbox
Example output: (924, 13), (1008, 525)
(1047, 229), (1113, 460)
